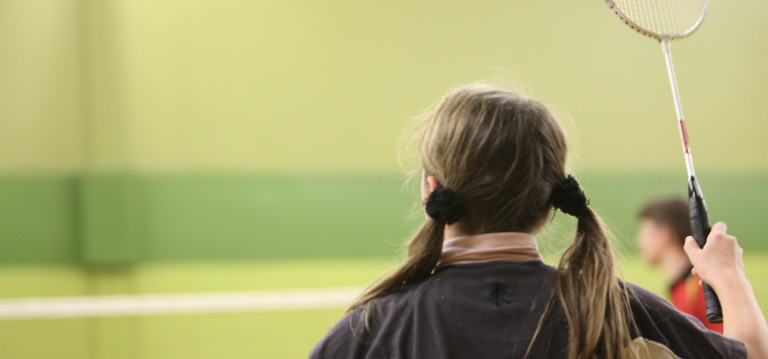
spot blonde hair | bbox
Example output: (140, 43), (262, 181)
(349, 84), (634, 358)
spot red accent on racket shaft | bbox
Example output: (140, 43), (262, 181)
(679, 118), (690, 154)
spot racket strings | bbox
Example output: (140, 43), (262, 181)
(613, 0), (706, 36)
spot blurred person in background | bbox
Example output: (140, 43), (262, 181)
(637, 197), (723, 333)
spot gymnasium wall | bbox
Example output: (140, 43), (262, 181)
(2, 0), (767, 265)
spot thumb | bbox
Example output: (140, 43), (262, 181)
(683, 236), (701, 261)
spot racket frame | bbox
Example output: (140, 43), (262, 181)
(604, 0), (709, 41)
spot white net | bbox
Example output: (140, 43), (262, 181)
(612, 0), (707, 37)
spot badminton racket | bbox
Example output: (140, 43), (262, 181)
(604, 0), (722, 323)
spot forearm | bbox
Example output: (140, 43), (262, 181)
(717, 275), (768, 358)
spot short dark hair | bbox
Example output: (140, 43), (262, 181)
(639, 197), (692, 246)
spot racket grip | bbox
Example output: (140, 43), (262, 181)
(688, 176), (724, 323)
(701, 282), (723, 323)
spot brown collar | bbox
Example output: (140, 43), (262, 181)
(437, 232), (542, 267)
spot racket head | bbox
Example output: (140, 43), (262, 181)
(605, 0), (709, 41)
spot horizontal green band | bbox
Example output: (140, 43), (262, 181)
(1, 172), (766, 265)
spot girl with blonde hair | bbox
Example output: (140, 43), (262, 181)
(309, 84), (767, 358)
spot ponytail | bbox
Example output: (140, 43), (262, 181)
(560, 208), (633, 358)
(527, 207), (634, 359)
(347, 218), (444, 311)
(526, 176), (634, 359)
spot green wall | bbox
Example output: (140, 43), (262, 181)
(1, 0), (767, 264)
(2, 173), (767, 266)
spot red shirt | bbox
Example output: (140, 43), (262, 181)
(670, 269), (724, 333)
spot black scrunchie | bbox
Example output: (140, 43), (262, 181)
(425, 186), (466, 225)
(550, 175), (589, 217)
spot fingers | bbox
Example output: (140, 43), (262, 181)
(685, 221), (745, 288)
(684, 222), (729, 259)
(711, 221), (727, 235)
(683, 236), (702, 260)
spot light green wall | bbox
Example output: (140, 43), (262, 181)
(2, 1), (767, 173)
(0, 0), (83, 173)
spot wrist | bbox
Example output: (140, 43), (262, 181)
(711, 273), (751, 304)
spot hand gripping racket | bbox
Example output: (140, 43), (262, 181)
(604, 0), (723, 323)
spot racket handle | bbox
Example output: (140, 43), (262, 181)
(688, 175), (724, 323)
(701, 282), (723, 323)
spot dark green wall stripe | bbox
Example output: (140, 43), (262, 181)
(0, 174), (419, 264)
(0, 173), (766, 265)
(142, 175), (417, 261)
(80, 175), (145, 264)
(0, 177), (79, 263)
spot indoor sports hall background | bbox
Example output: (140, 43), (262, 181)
(1, 1), (767, 358)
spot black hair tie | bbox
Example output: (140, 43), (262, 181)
(550, 175), (589, 217)
(425, 186), (466, 225)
